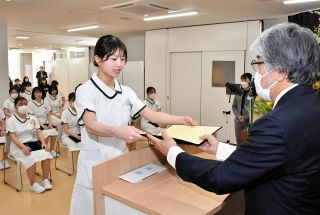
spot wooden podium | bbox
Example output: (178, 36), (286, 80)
(93, 146), (230, 215)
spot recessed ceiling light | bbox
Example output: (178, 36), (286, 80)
(49, 45), (52, 48)
(283, 0), (320, 4)
(144, 11), (199, 21)
(66, 25), (99, 32)
(16, 36), (30, 40)
(35, 46), (38, 49)
(144, 14), (149, 17)
(18, 44), (22, 46)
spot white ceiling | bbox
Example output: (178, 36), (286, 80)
(0, 0), (319, 49)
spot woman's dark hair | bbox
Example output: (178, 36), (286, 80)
(241, 73), (252, 81)
(24, 81), (32, 87)
(23, 76), (29, 82)
(49, 85), (58, 95)
(51, 80), (59, 86)
(68, 92), (76, 102)
(40, 78), (47, 83)
(14, 96), (27, 106)
(9, 87), (18, 94)
(146, 86), (156, 94)
(31, 87), (45, 100)
(93, 35), (127, 67)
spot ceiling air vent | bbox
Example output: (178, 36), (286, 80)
(100, 0), (175, 16)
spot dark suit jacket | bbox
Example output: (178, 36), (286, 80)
(176, 85), (320, 214)
(36, 71), (48, 80)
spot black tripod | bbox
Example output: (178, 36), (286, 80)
(222, 111), (231, 143)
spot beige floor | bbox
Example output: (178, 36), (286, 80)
(0, 145), (78, 215)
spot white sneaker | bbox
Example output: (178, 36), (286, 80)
(30, 182), (45, 193)
(0, 160), (10, 170)
(42, 179), (52, 190)
(50, 150), (59, 158)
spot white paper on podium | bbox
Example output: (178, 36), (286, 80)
(119, 163), (166, 183)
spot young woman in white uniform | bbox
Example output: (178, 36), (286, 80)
(141, 86), (164, 135)
(45, 85), (63, 140)
(6, 96), (52, 193)
(51, 80), (66, 108)
(70, 35), (197, 215)
(20, 81), (33, 102)
(2, 87), (19, 167)
(28, 87), (58, 157)
(3, 88), (19, 118)
(61, 92), (81, 149)
(0, 109), (9, 170)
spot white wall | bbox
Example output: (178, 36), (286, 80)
(0, 25), (9, 104)
(145, 21), (261, 143)
(51, 48), (89, 98)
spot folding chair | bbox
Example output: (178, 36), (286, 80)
(54, 141), (79, 176)
(3, 155), (52, 192)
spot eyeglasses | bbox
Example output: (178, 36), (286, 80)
(251, 60), (264, 73)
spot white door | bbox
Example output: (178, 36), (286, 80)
(122, 61), (145, 100)
(201, 51), (245, 144)
(170, 52), (202, 123)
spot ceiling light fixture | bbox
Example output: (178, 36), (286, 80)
(144, 11), (199, 21)
(66, 25), (99, 32)
(16, 36), (30, 40)
(283, 0), (320, 4)
(18, 44), (22, 46)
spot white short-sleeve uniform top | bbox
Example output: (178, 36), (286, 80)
(28, 100), (51, 125)
(6, 114), (40, 156)
(61, 107), (79, 139)
(141, 98), (162, 134)
(0, 109), (5, 120)
(45, 94), (62, 113)
(74, 74), (146, 187)
(3, 98), (15, 118)
(20, 91), (32, 102)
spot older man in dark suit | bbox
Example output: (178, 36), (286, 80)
(36, 66), (48, 86)
(148, 23), (320, 214)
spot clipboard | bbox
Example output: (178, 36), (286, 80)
(142, 125), (222, 145)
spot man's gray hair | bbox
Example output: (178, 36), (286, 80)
(251, 23), (320, 85)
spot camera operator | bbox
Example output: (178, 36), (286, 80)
(232, 73), (252, 145)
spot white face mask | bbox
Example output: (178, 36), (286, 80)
(148, 93), (156, 100)
(17, 105), (28, 114)
(26, 87), (32, 92)
(240, 82), (249, 89)
(11, 93), (18, 99)
(254, 72), (277, 101)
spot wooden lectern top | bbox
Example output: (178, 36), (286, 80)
(93, 146), (228, 215)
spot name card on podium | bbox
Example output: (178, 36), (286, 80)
(119, 163), (166, 183)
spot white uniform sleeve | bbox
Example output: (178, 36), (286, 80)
(61, 109), (69, 124)
(3, 100), (9, 110)
(44, 100), (52, 112)
(0, 109), (5, 120)
(30, 115), (41, 129)
(126, 87), (146, 118)
(155, 100), (161, 111)
(6, 117), (15, 134)
(75, 84), (96, 125)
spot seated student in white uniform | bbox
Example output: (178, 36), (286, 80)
(28, 87), (58, 157)
(0, 109), (9, 170)
(20, 81), (33, 102)
(61, 92), (81, 149)
(2, 87), (19, 167)
(51, 80), (66, 108)
(70, 35), (197, 215)
(141, 86), (164, 135)
(6, 96), (53, 193)
(45, 85), (63, 140)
